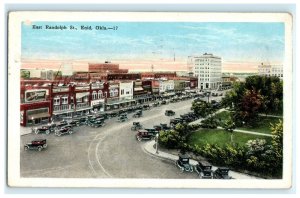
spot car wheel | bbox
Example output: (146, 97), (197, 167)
(46, 130), (50, 135)
(35, 130), (39, 134)
(38, 146), (42, 151)
(57, 133), (61, 136)
(137, 137), (142, 141)
(43, 144), (47, 148)
(69, 130), (73, 134)
(24, 146), (28, 151)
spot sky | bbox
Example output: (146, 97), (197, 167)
(21, 22), (285, 72)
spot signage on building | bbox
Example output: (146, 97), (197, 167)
(109, 84), (119, 89)
(91, 84), (104, 89)
(91, 99), (105, 106)
(74, 73), (89, 79)
(25, 90), (47, 102)
(75, 86), (90, 91)
(53, 88), (69, 93)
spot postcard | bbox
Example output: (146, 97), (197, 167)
(8, 12), (293, 188)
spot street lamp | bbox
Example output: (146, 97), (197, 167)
(155, 133), (159, 154)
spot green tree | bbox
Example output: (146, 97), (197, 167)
(20, 70), (30, 79)
(191, 100), (215, 118)
(271, 119), (283, 169)
(222, 116), (236, 143)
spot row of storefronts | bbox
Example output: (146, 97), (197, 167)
(20, 77), (198, 126)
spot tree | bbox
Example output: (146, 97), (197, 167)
(191, 100), (215, 118)
(20, 70), (30, 79)
(236, 89), (263, 126)
(271, 119), (283, 169)
(159, 130), (182, 149)
(222, 116), (236, 143)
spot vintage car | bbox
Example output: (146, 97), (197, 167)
(68, 120), (80, 127)
(131, 122), (143, 131)
(195, 161), (213, 179)
(55, 126), (73, 136)
(170, 118), (185, 128)
(213, 167), (233, 179)
(143, 104), (151, 110)
(154, 123), (170, 131)
(132, 110), (143, 118)
(175, 154), (193, 172)
(152, 102), (160, 107)
(24, 139), (47, 151)
(31, 125), (54, 135)
(161, 100), (167, 105)
(136, 129), (157, 141)
(117, 115), (128, 122)
(87, 118), (105, 127)
(165, 110), (175, 116)
(73, 117), (87, 126)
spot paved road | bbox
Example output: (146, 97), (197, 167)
(20, 99), (198, 178)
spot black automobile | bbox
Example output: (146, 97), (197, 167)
(68, 120), (80, 127)
(31, 125), (54, 135)
(24, 139), (47, 151)
(74, 117), (87, 126)
(117, 115), (128, 122)
(213, 167), (233, 179)
(131, 122), (143, 131)
(88, 118), (105, 127)
(143, 104), (151, 110)
(160, 123), (170, 130)
(161, 100), (167, 105)
(175, 154), (193, 172)
(144, 128), (159, 136)
(55, 126), (73, 136)
(165, 110), (175, 116)
(133, 110), (142, 118)
(170, 118), (184, 127)
(195, 161), (213, 179)
(136, 129), (156, 141)
(152, 102), (160, 107)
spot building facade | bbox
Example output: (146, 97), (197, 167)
(258, 63), (283, 79)
(191, 53), (222, 90)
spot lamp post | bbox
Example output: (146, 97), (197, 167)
(155, 133), (159, 154)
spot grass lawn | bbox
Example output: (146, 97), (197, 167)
(213, 111), (282, 134)
(188, 128), (272, 148)
(237, 116), (282, 134)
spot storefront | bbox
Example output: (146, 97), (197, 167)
(91, 99), (105, 112)
(25, 107), (50, 126)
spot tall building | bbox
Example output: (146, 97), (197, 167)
(258, 63), (283, 79)
(88, 61), (128, 73)
(190, 53), (222, 90)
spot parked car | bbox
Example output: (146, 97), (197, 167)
(165, 110), (175, 116)
(68, 120), (80, 127)
(55, 126), (73, 136)
(175, 154), (193, 172)
(92, 120), (105, 128)
(170, 118), (184, 127)
(143, 104), (151, 110)
(133, 110), (143, 118)
(31, 125), (54, 135)
(24, 139), (47, 151)
(161, 100), (167, 105)
(152, 102), (160, 107)
(117, 116), (128, 122)
(131, 122), (143, 131)
(136, 129), (156, 141)
(73, 117), (87, 126)
(195, 161), (213, 179)
(213, 167), (233, 179)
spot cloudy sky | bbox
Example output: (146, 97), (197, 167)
(21, 22), (284, 72)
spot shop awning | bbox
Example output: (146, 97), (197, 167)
(27, 112), (50, 120)
(52, 110), (74, 115)
(76, 92), (89, 98)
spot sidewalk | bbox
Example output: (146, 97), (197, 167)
(143, 140), (261, 179)
(217, 127), (274, 137)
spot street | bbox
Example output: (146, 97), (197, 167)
(21, 98), (199, 178)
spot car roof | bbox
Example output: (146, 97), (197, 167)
(33, 139), (46, 141)
(138, 129), (148, 132)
